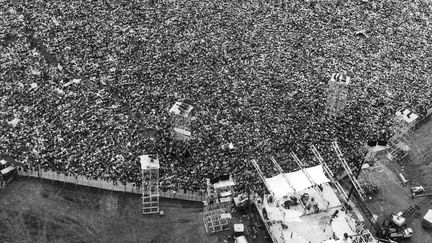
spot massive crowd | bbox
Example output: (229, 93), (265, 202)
(1, 0), (431, 194)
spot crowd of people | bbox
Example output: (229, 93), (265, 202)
(1, 0), (431, 194)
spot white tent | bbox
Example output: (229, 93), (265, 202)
(265, 165), (330, 198)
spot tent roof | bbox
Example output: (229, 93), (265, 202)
(265, 165), (330, 198)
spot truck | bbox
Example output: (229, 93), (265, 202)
(0, 166), (18, 188)
(387, 227), (413, 240)
(234, 223), (248, 243)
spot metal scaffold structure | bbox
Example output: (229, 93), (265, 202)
(202, 175), (235, 234)
(388, 108), (418, 160)
(331, 141), (366, 201)
(169, 101), (193, 152)
(310, 145), (348, 203)
(140, 154), (160, 215)
(325, 73), (351, 117)
(331, 142), (385, 237)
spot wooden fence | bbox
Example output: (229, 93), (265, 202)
(18, 167), (206, 202)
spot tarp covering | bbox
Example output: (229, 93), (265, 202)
(213, 179), (235, 189)
(423, 209), (432, 226)
(169, 102), (193, 117)
(139, 155), (160, 169)
(265, 165), (330, 198)
(1, 166), (16, 175)
(396, 109), (418, 123)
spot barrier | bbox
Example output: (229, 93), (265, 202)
(18, 167), (205, 202)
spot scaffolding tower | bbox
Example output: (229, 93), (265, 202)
(331, 141), (366, 201)
(325, 73), (351, 117)
(140, 154), (160, 215)
(202, 201), (232, 233)
(331, 142), (385, 237)
(388, 108), (418, 160)
(202, 176), (234, 234)
(169, 101), (193, 151)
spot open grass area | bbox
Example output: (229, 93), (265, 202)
(360, 117), (432, 243)
(0, 178), (223, 243)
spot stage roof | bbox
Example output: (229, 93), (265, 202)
(139, 155), (160, 170)
(265, 165), (331, 198)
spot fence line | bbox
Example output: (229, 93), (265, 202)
(17, 167), (205, 202)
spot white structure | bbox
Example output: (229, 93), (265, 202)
(207, 175), (235, 204)
(422, 209), (432, 229)
(251, 156), (379, 243)
(140, 154), (160, 214)
(365, 143), (389, 162)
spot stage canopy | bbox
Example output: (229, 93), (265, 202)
(265, 165), (331, 198)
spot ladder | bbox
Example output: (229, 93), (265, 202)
(142, 168), (159, 214)
(269, 157), (307, 211)
(290, 152), (330, 210)
(310, 145), (348, 203)
(332, 141), (366, 200)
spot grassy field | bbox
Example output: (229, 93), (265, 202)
(0, 178), (228, 243)
(360, 117), (432, 243)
